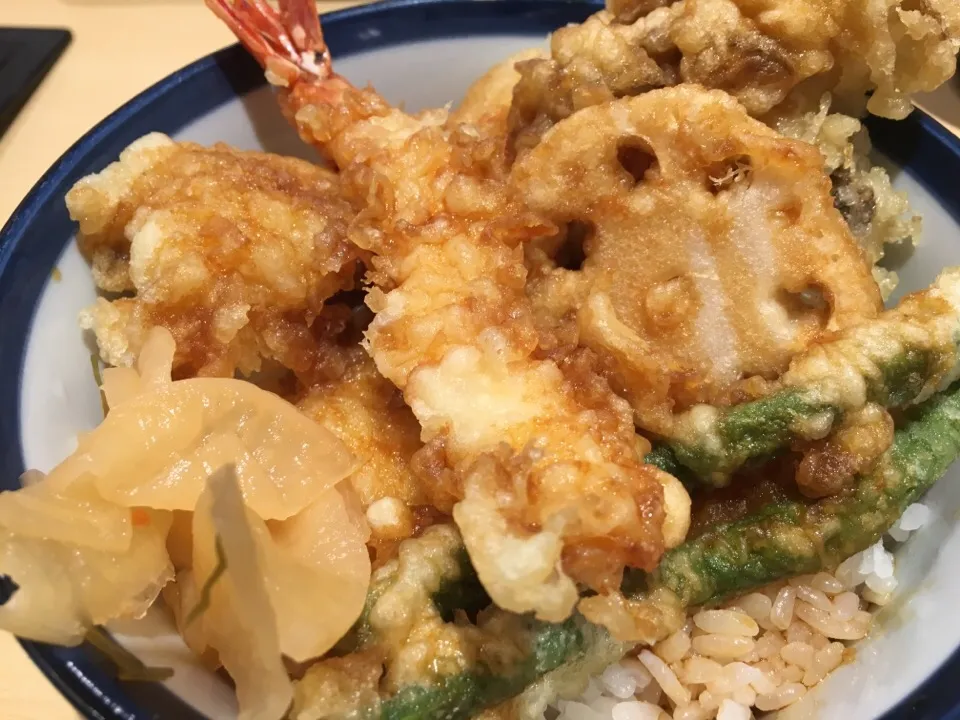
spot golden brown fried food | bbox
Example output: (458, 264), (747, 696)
(212, 0), (677, 626)
(770, 96), (920, 297)
(298, 345), (426, 511)
(507, 0), (960, 157)
(289, 304), (443, 562)
(451, 48), (548, 137)
(67, 133), (360, 382)
(512, 87), (882, 430)
(795, 403), (894, 498)
(507, 6), (680, 159)
(504, 0), (934, 296)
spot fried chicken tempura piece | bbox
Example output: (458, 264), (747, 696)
(209, 0), (675, 624)
(67, 133), (359, 382)
(513, 87), (881, 431)
(507, 0), (960, 157)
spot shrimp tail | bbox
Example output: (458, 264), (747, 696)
(204, 0), (334, 89)
(205, 0), (371, 149)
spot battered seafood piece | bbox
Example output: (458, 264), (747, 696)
(507, 0), (960, 156)
(67, 133), (360, 382)
(208, 0), (683, 625)
(513, 87), (882, 432)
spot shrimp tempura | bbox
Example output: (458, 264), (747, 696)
(208, 0), (684, 624)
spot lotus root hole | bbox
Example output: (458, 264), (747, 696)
(617, 137), (658, 185)
(778, 199), (804, 225)
(707, 154), (753, 193)
(556, 220), (594, 271)
(777, 284), (830, 325)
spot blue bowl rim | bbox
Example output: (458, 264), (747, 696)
(0, 0), (959, 718)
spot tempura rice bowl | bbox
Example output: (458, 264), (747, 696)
(4, 2), (960, 718)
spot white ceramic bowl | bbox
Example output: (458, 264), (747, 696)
(2, 1), (959, 717)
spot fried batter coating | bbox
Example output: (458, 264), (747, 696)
(210, 0), (675, 625)
(796, 403), (894, 498)
(507, 0), (960, 157)
(769, 95), (920, 297)
(297, 345), (427, 510)
(297, 343), (435, 564)
(503, 0), (935, 293)
(67, 133), (360, 382)
(512, 87), (881, 431)
(508, 6), (680, 159)
(451, 48), (548, 139)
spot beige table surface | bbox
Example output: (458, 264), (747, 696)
(0, 1), (959, 718)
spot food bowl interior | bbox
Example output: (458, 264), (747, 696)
(6, 4), (960, 719)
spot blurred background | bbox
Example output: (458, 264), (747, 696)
(0, 1), (957, 719)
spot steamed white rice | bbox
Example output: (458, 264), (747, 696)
(550, 503), (932, 720)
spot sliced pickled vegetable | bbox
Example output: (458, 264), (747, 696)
(264, 484), (371, 661)
(0, 475), (130, 552)
(48, 328), (359, 521)
(0, 511), (172, 645)
(86, 378), (356, 520)
(100, 326), (177, 407)
(189, 470), (370, 667)
(192, 465), (292, 720)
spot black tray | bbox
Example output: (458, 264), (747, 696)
(0, 27), (72, 139)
